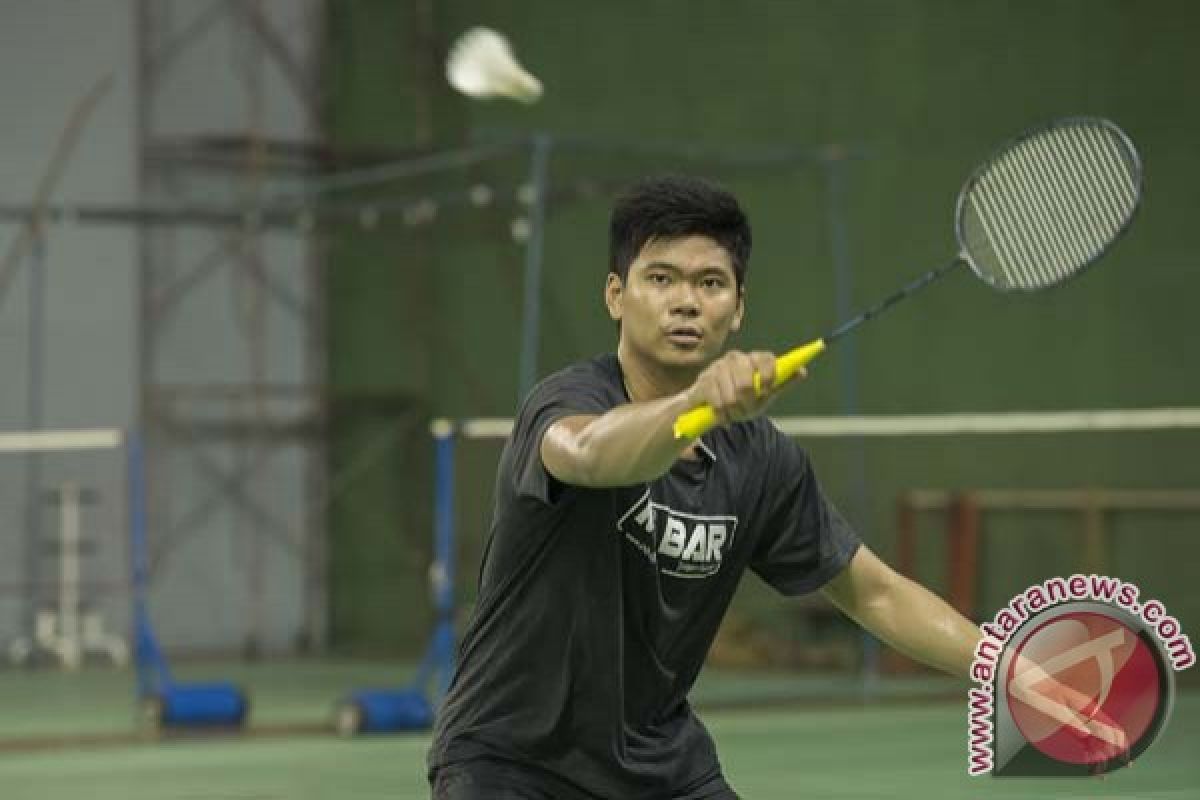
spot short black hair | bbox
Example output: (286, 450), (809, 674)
(608, 175), (752, 288)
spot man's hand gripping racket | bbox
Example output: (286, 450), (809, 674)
(683, 349), (814, 428)
(674, 117), (1143, 440)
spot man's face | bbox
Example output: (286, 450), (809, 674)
(606, 235), (744, 370)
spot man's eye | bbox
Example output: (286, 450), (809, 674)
(701, 277), (725, 289)
(648, 273), (670, 285)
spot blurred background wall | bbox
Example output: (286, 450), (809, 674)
(326, 0), (1198, 656)
(0, 2), (139, 654)
(1, 0), (324, 658)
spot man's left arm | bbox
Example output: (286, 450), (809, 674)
(821, 546), (1130, 760)
(820, 545), (978, 678)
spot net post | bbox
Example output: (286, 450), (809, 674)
(59, 482), (82, 670)
(126, 430), (171, 697)
(431, 419), (456, 617)
(429, 418), (457, 703)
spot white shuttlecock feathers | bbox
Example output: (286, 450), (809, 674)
(446, 27), (543, 104)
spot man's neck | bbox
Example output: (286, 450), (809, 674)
(616, 341), (699, 404)
(616, 342), (707, 462)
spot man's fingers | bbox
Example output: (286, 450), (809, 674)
(763, 353), (808, 394)
(714, 368), (740, 423)
(731, 351), (757, 390)
(699, 350), (810, 428)
(727, 352), (759, 417)
(1078, 711), (1131, 776)
(748, 352), (776, 397)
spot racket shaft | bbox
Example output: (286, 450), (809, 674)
(672, 339), (827, 439)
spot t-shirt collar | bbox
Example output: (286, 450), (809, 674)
(612, 352), (718, 464)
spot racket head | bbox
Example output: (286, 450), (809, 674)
(955, 117), (1143, 292)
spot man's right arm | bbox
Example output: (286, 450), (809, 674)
(540, 394), (695, 488)
(540, 350), (801, 488)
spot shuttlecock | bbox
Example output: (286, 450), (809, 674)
(446, 27), (543, 103)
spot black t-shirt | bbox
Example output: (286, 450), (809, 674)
(427, 354), (861, 799)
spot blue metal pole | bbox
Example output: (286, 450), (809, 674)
(430, 419), (457, 702)
(127, 431), (170, 695)
(431, 420), (455, 617)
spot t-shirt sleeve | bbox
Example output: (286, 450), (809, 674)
(509, 365), (616, 504)
(749, 429), (862, 595)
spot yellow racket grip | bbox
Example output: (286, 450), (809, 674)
(764, 339), (827, 391)
(673, 405), (720, 440)
(674, 339), (827, 440)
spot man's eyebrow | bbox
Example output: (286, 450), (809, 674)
(642, 261), (732, 275)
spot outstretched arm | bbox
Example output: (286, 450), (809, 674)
(541, 351), (799, 488)
(821, 546), (1128, 760)
(821, 545), (978, 678)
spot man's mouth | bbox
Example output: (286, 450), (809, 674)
(665, 327), (703, 348)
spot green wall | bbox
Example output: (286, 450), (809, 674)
(327, 0), (1200, 653)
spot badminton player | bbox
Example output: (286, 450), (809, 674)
(427, 176), (1123, 798)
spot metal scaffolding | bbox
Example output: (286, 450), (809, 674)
(135, 0), (328, 654)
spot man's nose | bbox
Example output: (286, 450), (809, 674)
(669, 284), (700, 316)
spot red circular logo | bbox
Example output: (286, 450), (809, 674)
(1005, 611), (1160, 766)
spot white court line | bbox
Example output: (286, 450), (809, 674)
(0, 428), (122, 453)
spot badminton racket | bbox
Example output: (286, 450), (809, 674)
(674, 116), (1143, 439)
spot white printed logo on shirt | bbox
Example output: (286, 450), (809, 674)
(616, 490), (738, 579)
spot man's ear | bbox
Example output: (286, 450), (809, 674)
(730, 286), (746, 332)
(605, 272), (624, 322)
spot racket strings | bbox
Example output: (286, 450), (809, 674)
(962, 121), (1139, 290)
